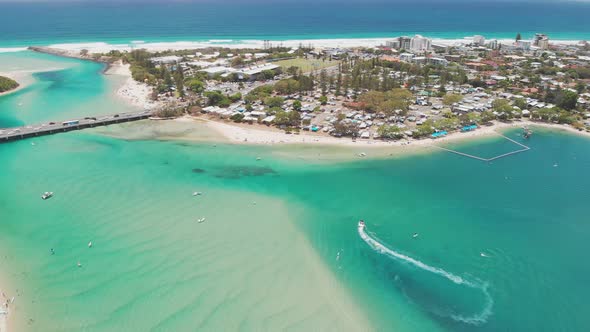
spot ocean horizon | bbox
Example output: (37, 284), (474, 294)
(1, 1), (590, 50)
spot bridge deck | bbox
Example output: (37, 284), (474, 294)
(0, 111), (152, 143)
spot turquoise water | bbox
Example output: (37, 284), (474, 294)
(1, 1), (590, 49)
(0, 51), (132, 128)
(2, 42), (590, 331)
(2, 124), (590, 331)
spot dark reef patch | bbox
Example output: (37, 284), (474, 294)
(214, 166), (276, 179)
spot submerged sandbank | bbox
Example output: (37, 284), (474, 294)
(0, 138), (375, 330)
(92, 116), (582, 163)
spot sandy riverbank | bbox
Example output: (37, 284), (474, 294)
(0, 72), (30, 97)
(0, 310), (6, 332)
(104, 60), (160, 110)
(96, 115), (590, 165)
(25, 47), (159, 111)
(0, 289), (13, 332)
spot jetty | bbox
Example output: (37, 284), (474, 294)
(0, 111), (152, 143)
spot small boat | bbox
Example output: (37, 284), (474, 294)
(358, 152), (367, 157)
(192, 191), (202, 196)
(480, 252), (488, 258)
(88, 241), (93, 248)
(41, 192), (53, 200)
(522, 127), (533, 139)
(256, 157), (262, 161)
(358, 220), (365, 229)
(77, 261), (82, 268)
(197, 218), (206, 223)
(412, 233), (419, 238)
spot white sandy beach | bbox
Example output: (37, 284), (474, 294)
(0, 72), (31, 97)
(0, 66), (75, 98)
(0, 289), (12, 332)
(0, 311), (6, 332)
(29, 37), (583, 54)
(197, 116), (590, 148)
(104, 60), (161, 110)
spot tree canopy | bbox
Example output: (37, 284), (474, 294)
(204, 91), (231, 107)
(0, 76), (19, 93)
(442, 93), (463, 106)
(358, 88), (413, 115)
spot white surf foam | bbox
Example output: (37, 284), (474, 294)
(358, 224), (493, 325)
(0, 47), (28, 53)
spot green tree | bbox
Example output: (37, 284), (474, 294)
(264, 96), (285, 108)
(274, 110), (301, 127)
(187, 79), (205, 93)
(318, 95), (328, 105)
(274, 79), (300, 94)
(204, 91), (231, 107)
(480, 111), (496, 123)
(286, 66), (299, 77)
(377, 125), (403, 140)
(492, 99), (515, 120)
(358, 88), (413, 114)
(513, 98), (528, 110)
(260, 70), (276, 80)
(442, 93), (463, 106)
(516, 33), (522, 41)
(556, 90), (578, 110)
(0, 76), (19, 93)
(229, 93), (242, 102)
(231, 56), (244, 67)
(162, 67), (174, 87)
(293, 100), (302, 111)
(230, 113), (245, 122)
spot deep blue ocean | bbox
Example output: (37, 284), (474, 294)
(1, 0), (590, 48)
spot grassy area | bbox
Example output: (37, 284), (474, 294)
(275, 57), (340, 73)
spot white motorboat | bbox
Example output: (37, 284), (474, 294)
(41, 192), (53, 200)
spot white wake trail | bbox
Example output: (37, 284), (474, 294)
(358, 224), (493, 325)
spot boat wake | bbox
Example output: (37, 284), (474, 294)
(358, 223), (493, 325)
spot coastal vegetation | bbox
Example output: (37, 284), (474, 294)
(355, 89), (413, 114)
(0, 76), (19, 93)
(82, 36), (590, 140)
